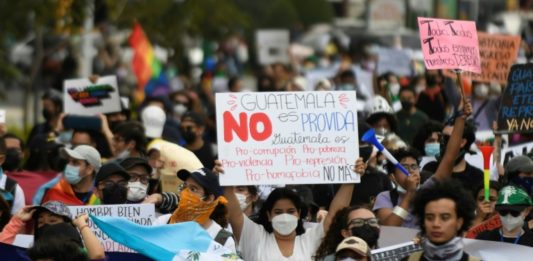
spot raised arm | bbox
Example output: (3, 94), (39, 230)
(214, 160), (245, 242)
(323, 158), (365, 233)
(73, 214), (105, 260)
(433, 99), (472, 181)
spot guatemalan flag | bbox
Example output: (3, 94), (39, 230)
(90, 215), (241, 261)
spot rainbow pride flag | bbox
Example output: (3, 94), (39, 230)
(129, 22), (168, 100)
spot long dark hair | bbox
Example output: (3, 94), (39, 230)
(314, 205), (369, 260)
(256, 188), (306, 235)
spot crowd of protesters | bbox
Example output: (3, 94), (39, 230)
(0, 28), (532, 261)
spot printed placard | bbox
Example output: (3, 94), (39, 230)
(256, 30), (290, 65)
(63, 75), (121, 115)
(501, 141), (533, 165)
(68, 204), (156, 252)
(376, 48), (412, 76)
(216, 91), (360, 186)
(417, 17), (481, 73)
(497, 64), (533, 134)
(462, 33), (521, 84)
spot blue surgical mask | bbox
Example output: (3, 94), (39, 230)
(338, 84), (354, 91)
(424, 143), (440, 157)
(64, 164), (82, 184)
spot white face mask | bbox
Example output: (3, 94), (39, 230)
(127, 181), (148, 202)
(116, 149), (130, 160)
(474, 84), (489, 98)
(271, 213), (298, 236)
(173, 104), (188, 118)
(389, 83), (401, 96)
(236, 193), (249, 211)
(500, 213), (524, 232)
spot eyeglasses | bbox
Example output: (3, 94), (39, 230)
(401, 164), (420, 171)
(347, 218), (379, 228)
(498, 209), (522, 217)
(99, 180), (128, 189)
(129, 175), (150, 184)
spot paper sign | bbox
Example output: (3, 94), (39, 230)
(417, 17), (481, 73)
(63, 75), (121, 115)
(376, 47), (412, 76)
(501, 141), (533, 165)
(256, 30), (290, 65)
(497, 64), (533, 133)
(68, 204), (156, 252)
(216, 91), (360, 186)
(462, 33), (521, 84)
(0, 109), (5, 123)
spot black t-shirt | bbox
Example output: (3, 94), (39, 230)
(192, 142), (216, 170)
(423, 161), (483, 196)
(476, 228), (533, 247)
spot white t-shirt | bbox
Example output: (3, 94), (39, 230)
(157, 214), (236, 252)
(238, 214), (325, 261)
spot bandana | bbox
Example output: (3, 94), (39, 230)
(168, 188), (227, 225)
(422, 237), (463, 261)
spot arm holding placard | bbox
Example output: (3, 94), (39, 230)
(433, 93), (472, 182)
(0, 206), (36, 244)
(73, 214), (105, 260)
(323, 157), (365, 234)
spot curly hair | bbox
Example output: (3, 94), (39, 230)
(412, 179), (476, 236)
(256, 188), (305, 235)
(314, 205), (370, 261)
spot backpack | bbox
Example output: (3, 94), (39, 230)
(0, 177), (17, 208)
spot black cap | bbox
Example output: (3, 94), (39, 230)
(177, 167), (222, 197)
(181, 111), (204, 126)
(95, 162), (130, 184)
(119, 157), (153, 175)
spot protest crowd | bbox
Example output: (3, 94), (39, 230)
(2, 2), (533, 261)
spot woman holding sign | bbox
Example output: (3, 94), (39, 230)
(218, 158), (366, 261)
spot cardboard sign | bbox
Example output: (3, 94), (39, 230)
(63, 75), (121, 115)
(376, 47), (412, 76)
(463, 33), (521, 84)
(417, 17), (481, 73)
(0, 109), (5, 123)
(501, 141), (533, 165)
(256, 30), (290, 65)
(68, 204), (156, 252)
(216, 91), (360, 186)
(497, 64), (533, 133)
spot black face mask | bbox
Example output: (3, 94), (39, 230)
(3, 148), (21, 171)
(102, 184), (128, 204)
(401, 101), (414, 111)
(351, 225), (380, 248)
(181, 129), (197, 144)
(440, 135), (466, 165)
(42, 109), (54, 121)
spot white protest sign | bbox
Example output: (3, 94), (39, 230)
(256, 30), (290, 65)
(63, 75), (121, 116)
(0, 109), (5, 123)
(376, 47), (412, 76)
(501, 141), (533, 165)
(68, 204), (156, 252)
(216, 91), (360, 186)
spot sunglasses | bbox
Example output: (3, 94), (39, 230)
(498, 209), (522, 217)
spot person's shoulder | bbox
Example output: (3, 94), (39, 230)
(476, 228), (499, 239)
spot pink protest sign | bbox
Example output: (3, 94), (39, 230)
(417, 17), (481, 73)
